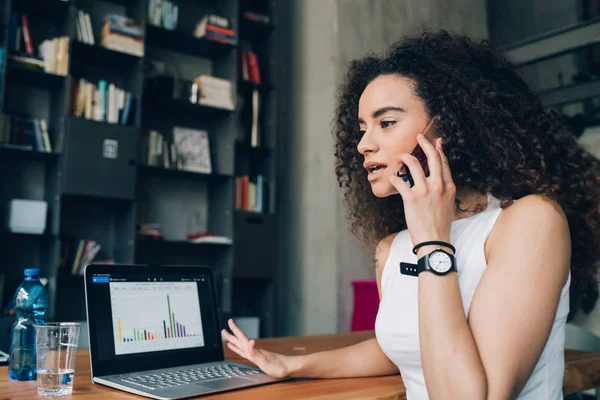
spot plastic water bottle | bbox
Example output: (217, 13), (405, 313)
(8, 268), (49, 381)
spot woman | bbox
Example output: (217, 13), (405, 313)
(222, 30), (600, 399)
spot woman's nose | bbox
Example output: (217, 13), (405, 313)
(357, 131), (377, 154)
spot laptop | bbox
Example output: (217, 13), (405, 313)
(84, 263), (283, 399)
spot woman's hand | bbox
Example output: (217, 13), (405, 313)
(390, 134), (456, 252)
(222, 319), (296, 379)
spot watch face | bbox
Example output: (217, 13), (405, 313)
(428, 251), (453, 273)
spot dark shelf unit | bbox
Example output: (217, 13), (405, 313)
(71, 41), (142, 67)
(136, 238), (233, 247)
(138, 164), (233, 181)
(5, 62), (66, 89)
(0, 145), (61, 162)
(11, 0), (71, 19)
(0, 0), (280, 345)
(231, 1), (278, 338)
(236, 141), (273, 156)
(142, 93), (234, 117)
(238, 79), (275, 93)
(0, 230), (55, 240)
(145, 25), (237, 59)
(240, 18), (274, 41)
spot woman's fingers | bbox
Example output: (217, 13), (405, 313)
(436, 138), (455, 188)
(390, 159), (416, 199)
(228, 319), (250, 345)
(221, 329), (241, 349)
(397, 153), (426, 187)
(417, 133), (442, 179)
(227, 341), (248, 359)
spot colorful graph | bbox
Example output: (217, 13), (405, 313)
(109, 282), (205, 355)
(117, 294), (203, 342)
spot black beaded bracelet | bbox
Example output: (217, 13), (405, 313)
(412, 241), (456, 255)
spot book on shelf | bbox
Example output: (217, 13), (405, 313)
(243, 11), (271, 25)
(101, 14), (144, 57)
(0, 113), (52, 153)
(173, 126), (212, 174)
(70, 78), (134, 125)
(236, 174), (269, 213)
(75, 10), (95, 45)
(192, 75), (235, 110)
(142, 129), (181, 170)
(148, 0), (179, 30)
(251, 90), (260, 147)
(60, 237), (102, 276)
(6, 12), (70, 76)
(142, 126), (211, 174)
(239, 45), (261, 84)
(194, 14), (237, 45)
(37, 36), (70, 76)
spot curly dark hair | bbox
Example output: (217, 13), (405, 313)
(333, 30), (600, 319)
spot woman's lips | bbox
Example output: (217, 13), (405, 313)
(364, 162), (388, 181)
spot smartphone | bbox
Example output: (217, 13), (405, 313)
(396, 116), (441, 188)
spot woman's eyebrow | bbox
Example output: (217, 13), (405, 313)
(372, 106), (406, 118)
(358, 106), (406, 124)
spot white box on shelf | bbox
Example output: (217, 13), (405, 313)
(6, 199), (48, 234)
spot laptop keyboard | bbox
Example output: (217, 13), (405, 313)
(120, 364), (261, 390)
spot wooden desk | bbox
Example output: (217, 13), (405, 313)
(1, 330), (599, 399)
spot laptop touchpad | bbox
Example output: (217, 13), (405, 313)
(199, 378), (254, 390)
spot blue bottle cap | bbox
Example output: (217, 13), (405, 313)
(24, 268), (40, 277)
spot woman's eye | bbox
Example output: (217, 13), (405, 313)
(381, 120), (396, 128)
(359, 129), (366, 135)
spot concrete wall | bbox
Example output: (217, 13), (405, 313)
(273, 0), (341, 336)
(274, 0), (488, 336)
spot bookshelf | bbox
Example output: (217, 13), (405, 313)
(0, 0), (280, 349)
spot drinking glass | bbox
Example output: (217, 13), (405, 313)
(34, 322), (81, 396)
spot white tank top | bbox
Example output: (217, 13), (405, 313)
(375, 194), (571, 400)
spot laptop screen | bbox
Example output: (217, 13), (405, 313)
(85, 264), (225, 377)
(109, 280), (206, 356)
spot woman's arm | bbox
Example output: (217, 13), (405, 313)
(417, 195), (569, 400)
(290, 233), (398, 378)
(288, 337), (397, 378)
(223, 234), (399, 379)
(391, 135), (570, 400)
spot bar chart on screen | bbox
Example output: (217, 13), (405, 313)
(109, 281), (205, 355)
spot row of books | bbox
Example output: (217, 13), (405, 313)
(148, 0), (179, 30)
(194, 14), (237, 45)
(60, 238), (102, 276)
(7, 12), (34, 55)
(143, 129), (180, 170)
(37, 37), (70, 76)
(70, 78), (135, 125)
(142, 126), (212, 174)
(75, 10), (95, 45)
(0, 114), (52, 153)
(101, 14), (144, 57)
(236, 175), (269, 213)
(7, 12), (70, 76)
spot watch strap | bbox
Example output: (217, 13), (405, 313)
(399, 262), (418, 277)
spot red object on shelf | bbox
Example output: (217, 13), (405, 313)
(350, 280), (379, 332)
(186, 232), (213, 241)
